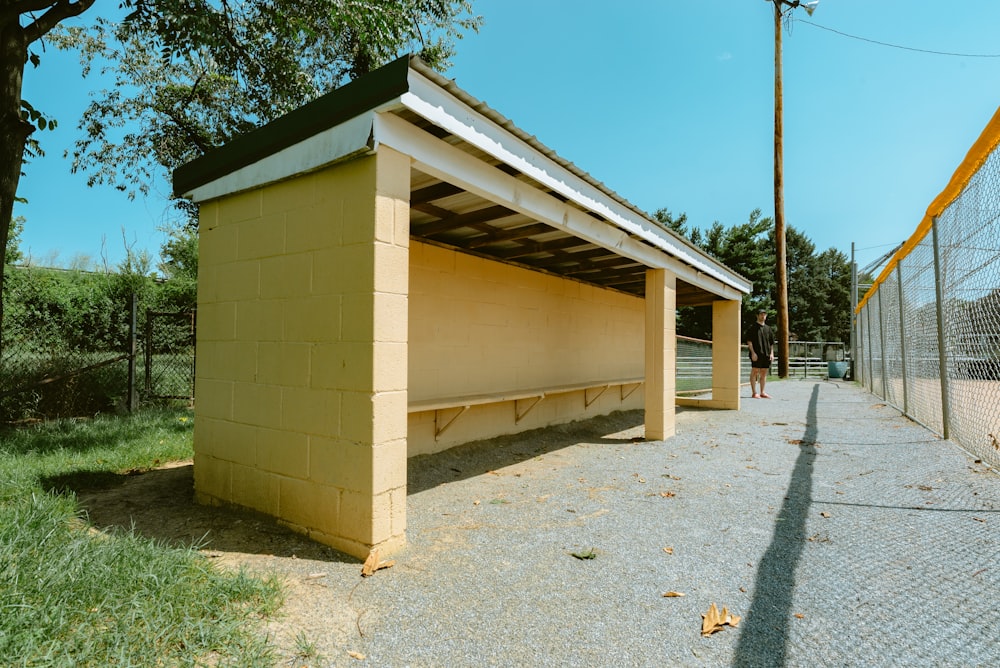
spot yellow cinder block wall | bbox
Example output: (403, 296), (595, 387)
(407, 241), (646, 454)
(194, 148), (410, 559)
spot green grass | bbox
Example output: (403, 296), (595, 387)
(0, 408), (282, 666)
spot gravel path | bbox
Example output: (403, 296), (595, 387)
(244, 379), (1000, 667)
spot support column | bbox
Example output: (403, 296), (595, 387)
(645, 268), (676, 440)
(360, 146), (411, 555)
(710, 299), (742, 410)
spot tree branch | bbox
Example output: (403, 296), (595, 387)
(21, 0), (96, 44)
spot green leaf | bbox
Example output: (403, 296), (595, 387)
(571, 548), (597, 560)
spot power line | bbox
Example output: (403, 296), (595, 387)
(797, 19), (1000, 58)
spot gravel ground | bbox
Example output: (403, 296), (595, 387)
(252, 378), (1000, 667)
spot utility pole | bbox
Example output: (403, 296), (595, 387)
(773, 0), (788, 377)
(771, 0), (817, 378)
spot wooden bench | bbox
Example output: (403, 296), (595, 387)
(408, 378), (644, 439)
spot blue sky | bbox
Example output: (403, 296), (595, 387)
(15, 0), (1000, 273)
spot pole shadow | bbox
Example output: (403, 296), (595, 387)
(733, 384), (820, 668)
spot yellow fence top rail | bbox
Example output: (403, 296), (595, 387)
(857, 104), (1000, 312)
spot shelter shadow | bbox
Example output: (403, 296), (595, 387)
(44, 463), (353, 563)
(408, 408), (648, 494)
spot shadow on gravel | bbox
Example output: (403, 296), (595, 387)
(734, 384), (820, 668)
(407, 409), (646, 494)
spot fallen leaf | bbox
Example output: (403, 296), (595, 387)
(701, 603), (742, 636)
(663, 547), (674, 555)
(820, 512), (831, 518)
(360, 548), (395, 577)
(660, 491), (676, 498)
(348, 650), (366, 660)
(571, 548), (597, 560)
(973, 517), (986, 523)
(473, 499), (481, 506)
(794, 613), (805, 619)
(663, 591), (685, 597)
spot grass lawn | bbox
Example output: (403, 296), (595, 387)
(0, 407), (282, 666)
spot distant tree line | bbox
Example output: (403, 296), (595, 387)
(653, 207), (855, 345)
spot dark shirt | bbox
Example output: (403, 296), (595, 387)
(746, 321), (774, 358)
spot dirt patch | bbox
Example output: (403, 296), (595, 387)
(65, 462), (362, 661)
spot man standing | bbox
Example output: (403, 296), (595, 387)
(746, 309), (775, 398)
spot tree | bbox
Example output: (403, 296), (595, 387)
(779, 225), (821, 341)
(1, 0), (480, 353)
(658, 205), (853, 345)
(663, 208), (773, 339)
(156, 223), (198, 311)
(697, 209), (775, 336)
(813, 247), (852, 342)
(53, 0), (481, 216)
(1, 0), (96, 352)
(5, 215), (24, 265)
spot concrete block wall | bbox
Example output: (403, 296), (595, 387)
(194, 147), (410, 559)
(408, 241), (645, 454)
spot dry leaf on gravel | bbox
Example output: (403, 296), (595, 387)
(662, 591), (685, 597)
(660, 491), (676, 498)
(663, 546), (674, 555)
(348, 650), (366, 659)
(701, 603), (741, 636)
(361, 548), (395, 577)
(820, 512), (831, 518)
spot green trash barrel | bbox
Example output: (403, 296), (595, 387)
(828, 361), (848, 379)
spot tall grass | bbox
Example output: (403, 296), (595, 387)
(0, 408), (282, 666)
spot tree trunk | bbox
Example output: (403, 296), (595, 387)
(0, 18), (32, 360)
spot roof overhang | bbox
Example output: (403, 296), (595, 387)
(174, 55), (751, 303)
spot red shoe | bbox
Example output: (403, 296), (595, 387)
(760, 392), (771, 399)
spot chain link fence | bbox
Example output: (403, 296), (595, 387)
(856, 106), (1000, 468)
(144, 309), (196, 400)
(1, 266), (195, 422)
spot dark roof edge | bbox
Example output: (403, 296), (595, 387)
(172, 54), (412, 197)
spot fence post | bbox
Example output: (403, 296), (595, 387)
(144, 309), (153, 396)
(931, 216), (952, 440)
(856, 302), (865, 385)
(864, 305), (874, 391)
(851, 241), (860, 380)
(896, 261), (909, 416)
(127, 293), (138, 412)
(876, 287), (889, 400)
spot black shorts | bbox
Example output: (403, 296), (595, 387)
(750, 357), (771, 370)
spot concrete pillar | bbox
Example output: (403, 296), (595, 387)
(644, 268), (676, 440)
(711, 299), (742, 410)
